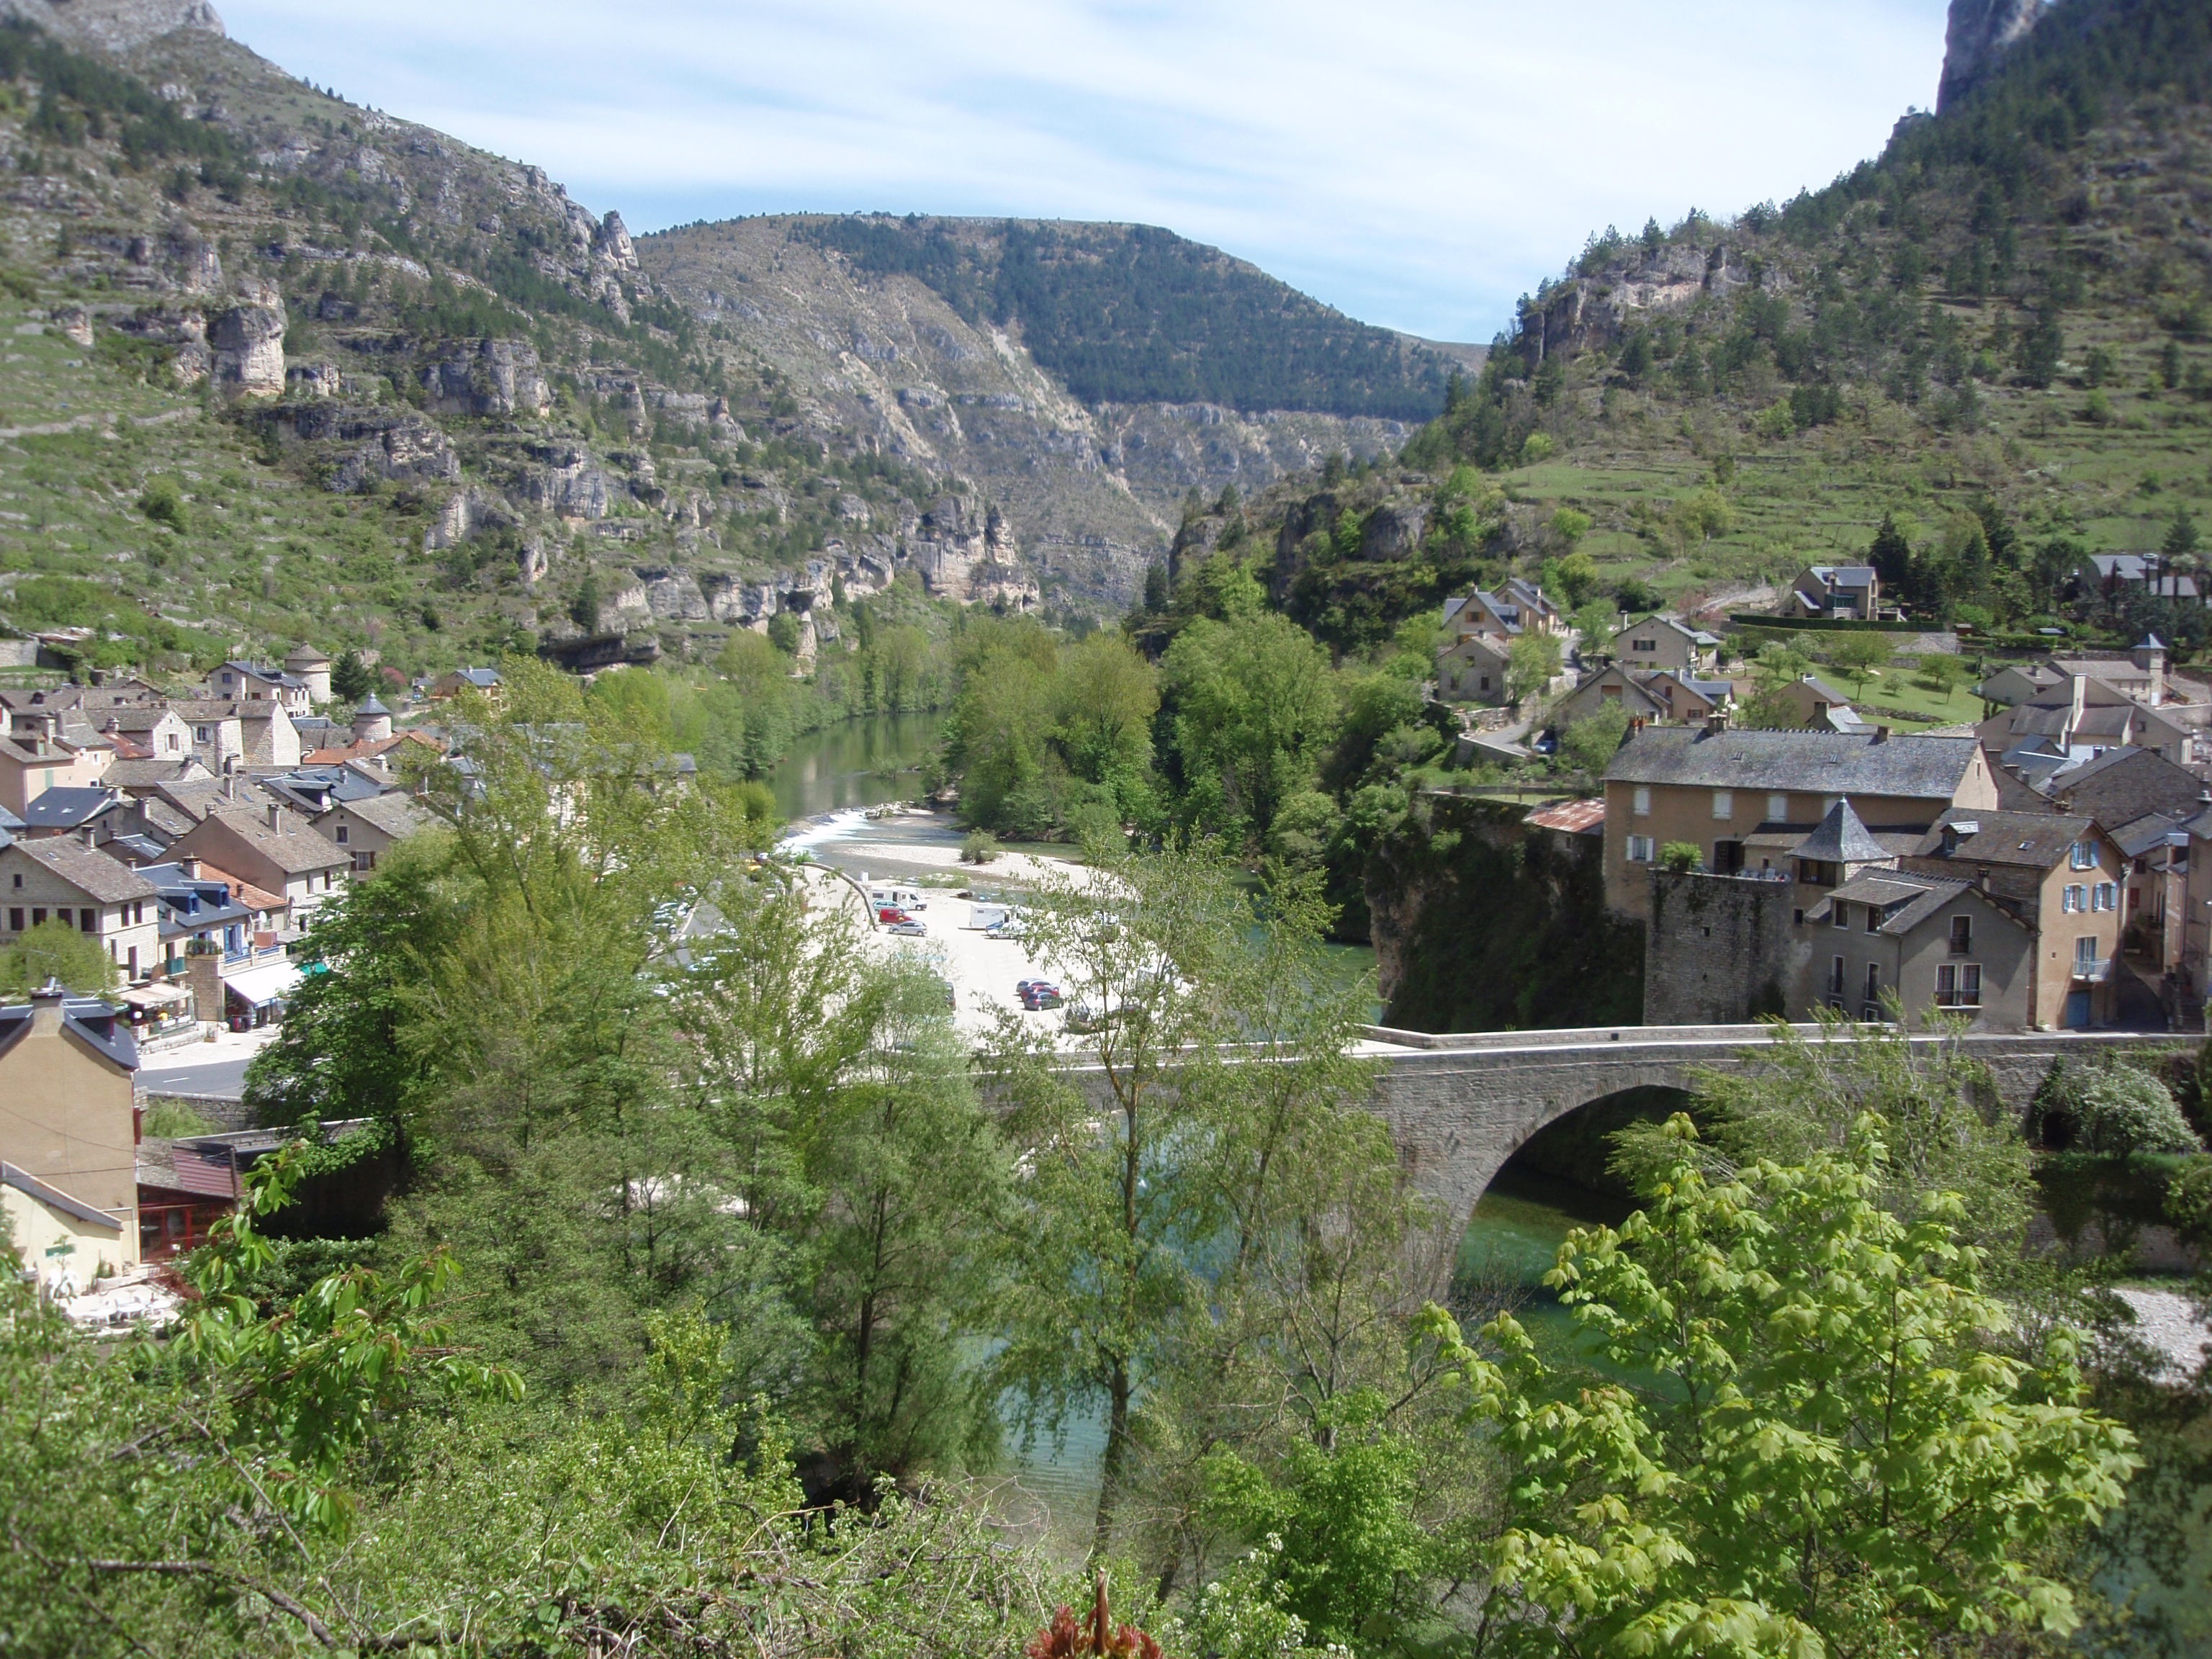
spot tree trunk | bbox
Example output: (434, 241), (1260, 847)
(1092, 1360), (1131, 1561)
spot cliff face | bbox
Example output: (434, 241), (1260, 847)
(635, 217), (1430, 610)
(1938, 0), (2055, 111)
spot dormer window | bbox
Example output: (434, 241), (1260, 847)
(2069, 840), (2095, 870)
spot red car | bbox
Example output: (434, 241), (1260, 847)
(878, 906), (911, 925)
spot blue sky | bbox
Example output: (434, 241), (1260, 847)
(215, 0), (1954, 343)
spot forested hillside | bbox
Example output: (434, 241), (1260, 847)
(801, 215), (1453, 418)
(1138, 0), (2212, 665)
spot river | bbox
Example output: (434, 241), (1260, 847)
(768, 709), (946, 822)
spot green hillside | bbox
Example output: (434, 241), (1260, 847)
(801, 215), (1452, 419)
(1162, 0), (2212, 661)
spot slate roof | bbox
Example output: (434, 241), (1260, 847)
(4, 837), (157, 903)
(1818, 871), (2004, 937)
(188, 809), (351, 876)
(333, 793), (428, 838)
(0, 993), (139, 1069)
(1605, 727), (1981, 797)
(2046, 746), (2203, 825)
(1910, 808), (2100, 869)
(1793, 800), (1889, 864)
(99, 757), (210, 789)
(19, 787), (122, 830)
(1, 1160), (122, 1230)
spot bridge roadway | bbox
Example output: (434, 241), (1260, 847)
(1354, 1022), (2181, 1236)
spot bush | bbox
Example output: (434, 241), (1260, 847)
(1559, 703), (1630, 774)
(2032, 1058), (2203, 1155)
(1659, 841), (1702, 873)
(137, 475), (187, 532)
(960, 830), (1002, 865)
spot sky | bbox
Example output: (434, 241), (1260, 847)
(214, 0), (1956, 344)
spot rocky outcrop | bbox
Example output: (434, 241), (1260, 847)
(0, 0), (225, 51)
(1938, 0), (2053, 112)
(905, 493), (1035, 606)
(208, 280), (285, 400)
(263, 404), (459, 492)
(421, 338), (552, 418)
(513, 444), (612, 519)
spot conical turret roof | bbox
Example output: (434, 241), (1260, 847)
(1791, 799), (1887, 866)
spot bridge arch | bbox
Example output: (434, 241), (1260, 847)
(1364, 1025), (2175, 1241)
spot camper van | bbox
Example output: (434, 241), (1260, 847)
(966, 901), (1012, 932)
(867, 884), (929, 914)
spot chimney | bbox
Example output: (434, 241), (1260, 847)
(266, 803), (282, 831)
(1873, 725), (1891, 743)
(1705, 710), (1728, 735)
(223, 774), (237, 802)
(79, 825), (95, 849)
(29, 979), (66, 1034)
(179, 855), (199, 878)
(2068, 672), (2087, 739)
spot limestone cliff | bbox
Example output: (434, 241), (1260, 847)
(1938, 0), (2056, 111)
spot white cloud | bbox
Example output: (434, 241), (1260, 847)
(215, 0), (1951, 340)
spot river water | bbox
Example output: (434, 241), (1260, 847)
(768, 709), (945, 822)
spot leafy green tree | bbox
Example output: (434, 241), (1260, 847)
(1453, 1116), (2141, 1659)
(0, 917), (117, 996)
(1161, 613), (1339, 849)
(329, 647), (373, 702)
(1558, 701), (1630, 773)
(1826, 629), (1894, 695)
(1142, 559), (1169, 612)
(1503, 630), (1562, 704)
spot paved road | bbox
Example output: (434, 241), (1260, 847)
(136, 1028), (282, 1101)
(137, 1050), (254, 1100)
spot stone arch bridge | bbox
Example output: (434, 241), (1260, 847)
(1359, 1023), (2182, 1235)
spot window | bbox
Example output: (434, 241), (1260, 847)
(2069, 840), (2095, 870)
(1949, 914), (1972, 955)
(1632, 637), (1656, 653)
(195, 726), (210, 741)
(1632, 786), (1652, 817)
(1866, 903), (1881, 933)
(2062, 884), (2086, 913)
(2092, 882), (2118, 912)
(1865, 963), (1881, 1000)
(1833, 902), (1850, 929)
(1767, 793), (1788, 823)
(30, 908), (43, 926)
(2076, 935), (2100, 966)
(1478, 675), (1491, 692)
(335, 824), (349, 844)
(1626, 835), (1655, 863)
(1829, 956), (1845, 995)
(1712, 789), (1733, 820)
(6, 908), (18, 932)
(78, 908), (96, 934)
(1936, 964), (1983, 1008)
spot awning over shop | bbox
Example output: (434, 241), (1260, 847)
(117, 982), (191, 1010)
(221, 961), (302, 1007)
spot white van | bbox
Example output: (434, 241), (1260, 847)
(868, 884), (929, 914)
(966, 901), (1011, 932)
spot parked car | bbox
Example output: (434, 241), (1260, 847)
(888, 920), (927, 938)
(1064, 999), (1113, 1033)
(1016, 979), (1063, 1010)
(877, 906), (912, 925)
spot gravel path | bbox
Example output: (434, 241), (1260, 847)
(2114, 1287), (2212, 1382)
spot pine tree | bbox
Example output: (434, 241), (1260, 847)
(1869, 512), (1913, 593)
(2163, 505), (2200, 562)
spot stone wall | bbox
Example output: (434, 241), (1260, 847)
(1643, 870), (1797, 1025)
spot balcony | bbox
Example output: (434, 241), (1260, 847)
(2071, 956), (2113, 983)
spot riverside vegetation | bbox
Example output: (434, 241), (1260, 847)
(4, 666), (2205, 1657)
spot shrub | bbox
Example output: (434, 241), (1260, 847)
(960, 830), (1002, 865)
(137, 475), (187, 532)
(2033, 1058), (2203, 1155)
(1659, 841), (1703, 873)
